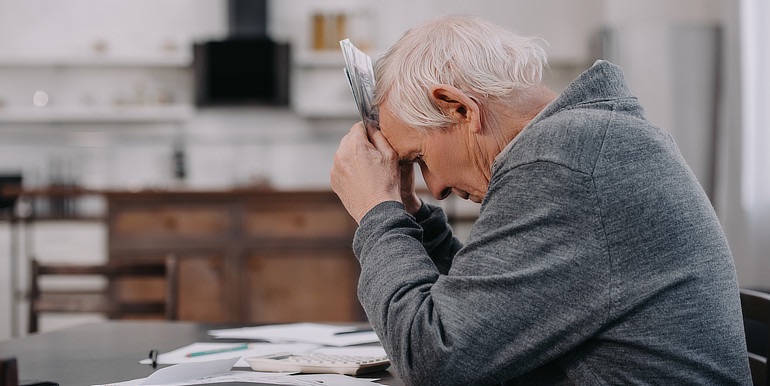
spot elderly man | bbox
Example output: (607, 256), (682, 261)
(330, 15), (750, 385)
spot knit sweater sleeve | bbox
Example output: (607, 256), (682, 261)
(352, 161), (610, 385)
(412, 201), (463, 274)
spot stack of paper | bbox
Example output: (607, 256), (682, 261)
(98, 323), (386, 385)
(139, 342), (320, 368)
(208, 322), (381, 347)
(98, 357), (385, 386)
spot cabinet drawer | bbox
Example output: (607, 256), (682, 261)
(244, 206), (356, 239)
(244, 249), (363, 323)
(112, 206), (230, 238)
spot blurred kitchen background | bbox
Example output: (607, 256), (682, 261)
(0, 0), (768, 340)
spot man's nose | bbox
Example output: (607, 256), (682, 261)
(421, 166), (451, 200)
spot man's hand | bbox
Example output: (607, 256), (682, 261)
(331, 123), (401, 224)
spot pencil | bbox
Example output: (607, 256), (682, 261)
(333, 327), (374, 335)
(185, 343), (249, 358)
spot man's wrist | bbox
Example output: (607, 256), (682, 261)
(403, 193), (422, 216)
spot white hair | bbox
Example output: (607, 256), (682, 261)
(373, 15), (548, 131)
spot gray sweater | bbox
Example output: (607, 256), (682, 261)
(353, 61), (751, 385)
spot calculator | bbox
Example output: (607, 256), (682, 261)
(245, 352), (391, 376)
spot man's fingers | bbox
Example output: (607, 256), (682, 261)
(367, 126), (396, 159)
(351, 121), (367, 137)
(337, 122), (370, 154)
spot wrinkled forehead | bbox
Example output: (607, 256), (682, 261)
(378, 102), (424, 162)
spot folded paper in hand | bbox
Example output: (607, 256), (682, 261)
(340, 39), (378, 130)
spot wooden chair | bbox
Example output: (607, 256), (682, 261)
(28, 254), (179, 334)
(741, 288), (770, 386)
(0, 357), (18, 386)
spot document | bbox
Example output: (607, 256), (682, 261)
(138, 342), (320, 368)
(208, 323), (381, 347)
(340, 38), (378, 131)
(97, 357), (385, 386)
(95, 357), (240, 385)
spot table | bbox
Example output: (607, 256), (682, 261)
(0, 321), (402, 386)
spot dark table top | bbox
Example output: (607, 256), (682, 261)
(0, 321), (401, 386)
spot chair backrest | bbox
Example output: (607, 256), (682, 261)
(28, 254), (179, 333)
(0, 174), (22, 212)
(740, 288), (770, 386)
(163, 254), (179, 321)
(0, 357), (18, 386)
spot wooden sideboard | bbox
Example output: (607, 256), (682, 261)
(106, 190), (363, 324)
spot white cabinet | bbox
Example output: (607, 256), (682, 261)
(0, 58), (194, 124)
(0, 105), (194, 124)
(0, 0), (226, 125)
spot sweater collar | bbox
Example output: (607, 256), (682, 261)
(493, 60), (632, 169)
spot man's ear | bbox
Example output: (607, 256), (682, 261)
(430, 85), (482, 133)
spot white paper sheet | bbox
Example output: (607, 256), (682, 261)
(168, 372), (383, 386)
(138, 342), (320, 368)
(208, 323), (380, 347)
(146, 371), (382, 386)
(94, 357), (240, 385)
(292, 374), (384, 386)
(97, 366), (383, 386)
